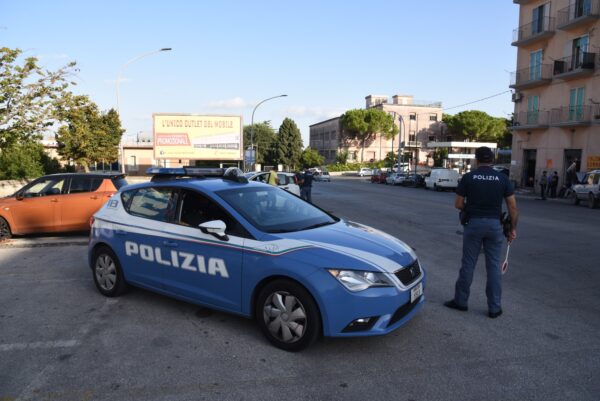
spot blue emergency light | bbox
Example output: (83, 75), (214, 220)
(146, 167), (247, 183)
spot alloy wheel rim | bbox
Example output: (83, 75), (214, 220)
(95, 254), (117, 291)
(263, 291), (307, 343)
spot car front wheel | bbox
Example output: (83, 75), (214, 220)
(0, 217), (11, 241)
(573, 193), (580, 205)
(589, 193), (598, 209)
(92, 246), (128, 297)
(256, 279), (321, 351)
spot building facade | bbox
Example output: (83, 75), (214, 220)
(511, 0), (600, 189)
(309, 94), (443, 165)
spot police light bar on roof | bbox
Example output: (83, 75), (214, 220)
(146, 167), (248, 183)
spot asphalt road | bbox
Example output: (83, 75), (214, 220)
(1, 177), (599, 401)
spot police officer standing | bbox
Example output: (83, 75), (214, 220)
(444, 146), (518, 318)
(301, 168), (314, 203)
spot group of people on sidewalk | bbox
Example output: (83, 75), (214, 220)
(538, 170), (560, 200)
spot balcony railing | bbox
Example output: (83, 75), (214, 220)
(557, 0), (600, 29)
(553, 52), (596, 79)
(513, 0), (537, 4)
(512, 16), (555, 46)
(550, 105), (594, 126)
(510, 64), (553, 89)
(512, 110), (550, 129)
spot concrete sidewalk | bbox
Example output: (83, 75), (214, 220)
(0, 233), (88, 248)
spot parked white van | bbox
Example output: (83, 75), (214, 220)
(424, 168), (460, 191)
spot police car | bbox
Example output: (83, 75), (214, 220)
(88, 167), (425, 351)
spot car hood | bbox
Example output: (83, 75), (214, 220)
(276, 220), (416, 273)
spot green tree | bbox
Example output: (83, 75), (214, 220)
(433, 148), (448, 167)
(444, 110), (507, 142)
(55, 94), (123, 171)
(335, 150), (349, 164)
(340, 108), (398, 162)
(0, 142), (46, 179)
(300, 147), (324, 168)
(0, 47), (77, 150)
(243, 121), (276, 165)
(274, 118), (303, 170)
(384, 151), (397, 167)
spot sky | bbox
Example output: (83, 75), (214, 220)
(2, 0), (518, 147)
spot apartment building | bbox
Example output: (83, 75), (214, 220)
(511, 0), (600, 188)
(309, 94), (443, 165)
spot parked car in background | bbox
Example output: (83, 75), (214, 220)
(424, 168), (460, 191)
(358, 167), (373, 177)
(370, 169), (389, 184)
(0, 173), (127, 240)
(313, 170), (331, 182)
(244, 171), (300, 196)
(572, 169), (600, 209)
(401, 173), (426, 188)
(392, 163), (409, 173)
(386, 172), (406, 186)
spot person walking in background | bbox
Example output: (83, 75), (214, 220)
(444, 146), (518, 319)
(267, 170), (278, 186)
(550, 171), (559, 198)
(300, 168), (314, 203)
(540, 171), (548, 200)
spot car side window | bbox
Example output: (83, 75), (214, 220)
(127, 187), (178, 222)
(255, 174), (268, 183)
(593, 174), (599, 185)
(178, 190), (249, 238)
(69, 176), (94, 193)
(22, 177), (66, 197)
(277, 174), (287, 185)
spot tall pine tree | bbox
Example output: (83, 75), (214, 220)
(274, 118), (303, 170)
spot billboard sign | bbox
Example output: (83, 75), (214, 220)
(153, 114), (243, 160)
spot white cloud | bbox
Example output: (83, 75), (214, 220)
(36, 53), (70, 60)
(206, 97), (250, 109)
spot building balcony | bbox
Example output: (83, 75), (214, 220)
(513, 0), (537, 4)
(512, 17), (555, 46)
(553, 52), (596, 80)
(510, 64), (553, 90)
(557, 0), (600, 30)
(511, 110), (550, 130)
(550, 105), (594, 127)
(401, 141), (422, 148)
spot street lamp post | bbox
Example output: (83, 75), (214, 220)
(116, 47), (172, 173)
(248, 94), (287, 172)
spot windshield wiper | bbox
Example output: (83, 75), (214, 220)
(302, 221), (335, 231)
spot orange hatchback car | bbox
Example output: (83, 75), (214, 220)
(0, 173), (127, 240)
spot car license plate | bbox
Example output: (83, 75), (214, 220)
(410, 282), (423, 303)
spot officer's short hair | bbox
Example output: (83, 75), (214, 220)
(475, 146), (494, 163)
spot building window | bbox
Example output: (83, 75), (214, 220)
(409, 133), (416, 142)
(409, 113), (416, 120)
(428, 135), (436, 141)
(429, 114), (437, 121)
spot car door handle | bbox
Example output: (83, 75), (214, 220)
(115, 230), (128, 236)
(50, 198), (58, 203)
(90, 196), (98, 200)
(162, 240), (179, 248)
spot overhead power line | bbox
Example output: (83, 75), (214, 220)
(443, 90), (512, 113)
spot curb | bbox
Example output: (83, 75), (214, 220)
(0, 240), (88, 249)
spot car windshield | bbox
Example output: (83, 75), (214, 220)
(217, 186), (337, 233)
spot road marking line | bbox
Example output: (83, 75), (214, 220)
(0, 340), (79, 352)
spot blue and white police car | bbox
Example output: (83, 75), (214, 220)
(89, 167), (425, 351)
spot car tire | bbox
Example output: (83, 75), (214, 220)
(573, 193), (580, 205)
(589, 193), (598, 209)
(256, 279), (321, 352)
(0, 217), (12, 241)
(434, 184), (439, 192)
(92, 246), (128, 297)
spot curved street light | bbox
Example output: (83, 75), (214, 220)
(248, 94), (287, 171)
(116, 47), (172, 172)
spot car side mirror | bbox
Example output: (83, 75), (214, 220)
(16, 192), (24, 201)
(199, 220), (229, 241)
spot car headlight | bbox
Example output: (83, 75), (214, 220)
(327, 269), (394, 292)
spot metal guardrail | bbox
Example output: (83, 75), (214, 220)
(512, 110), (550, 127)
(553, 52), (596, 75)
(550, 105), (594, 125)
(510, 64), (553, 87)
(557, 0), (600, 27)
(513, 16), (555, 44)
